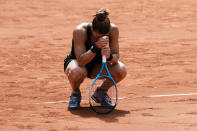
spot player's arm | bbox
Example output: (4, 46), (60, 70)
(73, 26), (96, 67)
(108, 24), (119, 64)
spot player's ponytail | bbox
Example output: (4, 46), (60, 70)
(92, 9), (111, 34)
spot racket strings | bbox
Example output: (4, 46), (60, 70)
(90, 77), (117, 114)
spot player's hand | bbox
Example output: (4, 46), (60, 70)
(101, 46), (110, 58)
(95, 36), (109, 49)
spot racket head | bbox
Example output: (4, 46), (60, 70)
(89, 76), (118, 114)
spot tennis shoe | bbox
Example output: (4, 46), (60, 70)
(68, 92), (81, 110)
(92, 88), (114, 107)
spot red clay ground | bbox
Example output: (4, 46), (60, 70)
(1, 0), (197, 130)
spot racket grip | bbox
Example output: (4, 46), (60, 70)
(102, 55), (106, 63)
(102, 36), (108, 63)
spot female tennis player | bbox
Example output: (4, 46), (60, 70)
(64, 9), (127, 109)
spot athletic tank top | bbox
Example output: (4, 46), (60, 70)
(68, 24), (102, 65)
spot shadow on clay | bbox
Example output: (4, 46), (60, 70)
(68, 106), (130, 122)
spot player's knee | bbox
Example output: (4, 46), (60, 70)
(68, 68), (86, 82)
(113, 63), (127, 80)
(117, 65), (127, 80)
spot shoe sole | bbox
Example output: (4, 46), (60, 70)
(68, 106), (80, 110)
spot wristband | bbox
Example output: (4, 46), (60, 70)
(90, 45), (101, 54)
(107, 53), (113, 61)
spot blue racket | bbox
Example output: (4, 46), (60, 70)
(89, 55), (118, 114)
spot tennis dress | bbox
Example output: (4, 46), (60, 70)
(64, 24), (102, 78)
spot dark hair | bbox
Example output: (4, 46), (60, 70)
(92, 9), (111, 34)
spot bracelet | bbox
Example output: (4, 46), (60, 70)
(90, 45), (101, 54)
(107, 53), (113, 61)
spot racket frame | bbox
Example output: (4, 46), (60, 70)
(89, 56), (118, 114)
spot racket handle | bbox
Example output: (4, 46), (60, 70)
(102, 55), (106, 63)
(102, 36), (108, 63)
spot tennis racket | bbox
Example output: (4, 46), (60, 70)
(89, 55), (118, 114)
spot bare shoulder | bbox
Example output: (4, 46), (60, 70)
(109, 23), (119, 36)
(73, 23), (90, 44)
(73, 23), (89, 33)
(110, 23), (118, 30)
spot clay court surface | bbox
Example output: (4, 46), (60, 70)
(1, 0), (197, 130)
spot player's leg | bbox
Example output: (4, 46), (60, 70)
(88, 63), (114, 107)
(90, 61), (126, 106)
(65, 60), (88, 109)
(88, 61), (126, 92)
(108, 61), (127, 83)
(65, 60), (87, 92)
(96, 61), (127, 92)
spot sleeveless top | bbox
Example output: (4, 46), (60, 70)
(68, 24), (102, 67)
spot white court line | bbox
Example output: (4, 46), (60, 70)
(35, 100), (69, 104)
(144, 93), (197, 98)
(35, 97), (127, 105)
(34, 93), (197, 105)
